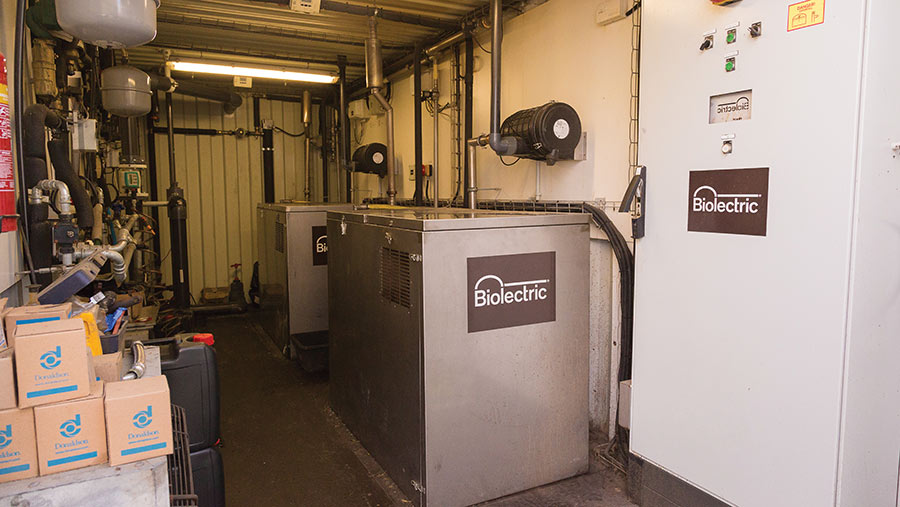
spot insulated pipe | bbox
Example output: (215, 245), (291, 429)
(48, 138), (93, 229)
(91, 203), (103, 242)
(467, 135), (489, 210)
(488, 0), (517, 156)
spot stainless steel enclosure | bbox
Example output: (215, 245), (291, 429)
(257, 203), (353, 366)
(328, 208), (590, 506)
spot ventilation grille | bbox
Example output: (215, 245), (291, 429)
(380, 248), (412, 308)
(275, 221), (285, 253)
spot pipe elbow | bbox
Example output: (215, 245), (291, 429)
(103, 250), (127, 285)
(489, 133), (517, 156)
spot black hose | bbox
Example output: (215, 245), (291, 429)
(13, 0), (27, 243)
(23, 105), (64, 281)
(48, 138), (94, 228)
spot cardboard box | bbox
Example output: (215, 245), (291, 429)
(34, 381), (107, 475)
(92, 352), (123, 383)
(15, 319), (91, 408)
(0, 407), (38, 483)
(4, 303), (73, 349)
(105, 376), (172, 466)
(0, 350), (15, 410)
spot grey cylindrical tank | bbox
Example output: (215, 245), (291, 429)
(101, 66), (152, 117)
(56, 0), (160, 49)
(365, 17), (384, 90)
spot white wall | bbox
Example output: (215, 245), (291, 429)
(154, 94), (340, 296)
(354, 0), (633, 205)
(0, 2), (24, 296)
(353, 0), (635, 434)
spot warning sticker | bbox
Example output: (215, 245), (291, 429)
(788, 0), (825, 32)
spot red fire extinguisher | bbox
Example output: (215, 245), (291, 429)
(0, 52), (15, 233)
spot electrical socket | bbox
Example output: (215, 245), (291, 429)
(596, 0), (629, 26)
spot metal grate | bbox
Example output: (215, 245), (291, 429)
(275, 221), (285, 253)
(168, 404), (199, 507)
(380, 248), (412, 308)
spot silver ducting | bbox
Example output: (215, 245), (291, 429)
(365, 17), (396, 205)
(467, 135), (489, 210)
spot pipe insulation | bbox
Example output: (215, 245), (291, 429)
(48, 137), (93, 229)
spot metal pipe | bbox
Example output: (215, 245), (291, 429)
(165, 92), (177, 186)
(304, 90), (312, 200)
(338, 56), (352, 203)
(30, 180), (73, 216)
(464, 32), (474, 208)
(320, 0), (457, 30)
(488, 0), (517, 156)
(432, 58), (439, 209)
(467, 135), (489, 210)
(371, 90), (396, 205)
(366, 17), (396, 205)
(426, 33), (465, 58)
(122, 341), (146, 380)
(413, 46), (424, 206)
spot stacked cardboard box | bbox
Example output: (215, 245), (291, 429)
(0, 303), (172, 484)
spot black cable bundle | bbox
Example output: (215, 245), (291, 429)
(583, 202), (635, 465)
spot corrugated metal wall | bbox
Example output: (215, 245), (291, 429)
(153, 93), (341, 296)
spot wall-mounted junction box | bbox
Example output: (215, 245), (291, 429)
(348, 99), (370, 120)
(595, 0), (629, 26)
(289, 0), (320, 14)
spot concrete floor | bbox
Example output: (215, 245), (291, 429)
(206, 313), (635, 506)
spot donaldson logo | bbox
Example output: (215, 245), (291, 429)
(473, 275), (550, 308)
(40, 346), (62, 370)
(467, 252), (556, 333)
(0, 425), (11, 449)
(688, 168), (769, 237)
(59, 415), (81, 438)
(133, 406), (153, 429)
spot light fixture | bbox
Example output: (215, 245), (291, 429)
(167, 61), (338, 84)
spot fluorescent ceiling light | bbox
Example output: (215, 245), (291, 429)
(168, 61), (338, 84)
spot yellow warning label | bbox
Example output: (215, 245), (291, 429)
(788, 0), (825, 32)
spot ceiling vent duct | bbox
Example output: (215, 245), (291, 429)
(500, 102), (582, 165)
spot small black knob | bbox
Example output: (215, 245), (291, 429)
(700, 38), (713, 51)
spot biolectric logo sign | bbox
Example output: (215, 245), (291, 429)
(691, 185), (762, 215)
(467, 252), (556, 333)
(688, 168), (769, 237)
(473, 275), (550, 308)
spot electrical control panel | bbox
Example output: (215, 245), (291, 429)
(633, 1), (900, 506)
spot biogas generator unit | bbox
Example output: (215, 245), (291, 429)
(327, 208), (589, 507)
(256, 202), (352, 371)
(629, 1), (900, 506)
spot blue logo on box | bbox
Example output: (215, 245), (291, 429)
(59, 415), (81, 438)
(0, 425), (12, 449)
(40, 346), (62, 370)
(133, 406), (152, 429)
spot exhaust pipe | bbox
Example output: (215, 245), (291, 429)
(488, 0), (517, 156)
(366, 17), (397, 205)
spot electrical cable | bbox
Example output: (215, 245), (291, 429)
(583, 202), (635, 467)
(274, 126), (306, 138)
(474, 37), (492, 54)
(499, 156), (520, 166)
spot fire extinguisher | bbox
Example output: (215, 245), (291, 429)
(0, 52), (15, 233)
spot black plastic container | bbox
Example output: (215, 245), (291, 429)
(147, 338), (221, 453)
(190, 446), (225, 507)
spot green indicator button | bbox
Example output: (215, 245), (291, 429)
(725, 60), (735, 72)
(727, 31), (736, 43)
